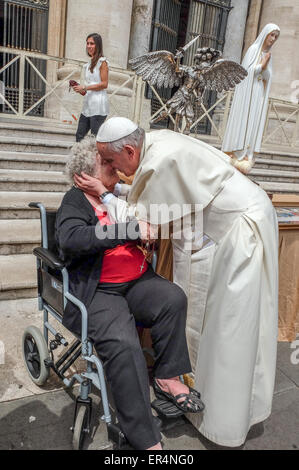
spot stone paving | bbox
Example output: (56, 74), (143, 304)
(0, 299), (298, 451)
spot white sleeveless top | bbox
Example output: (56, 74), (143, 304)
(81, 57), (109, 117)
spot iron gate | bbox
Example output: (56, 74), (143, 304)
(184, 0), (232, 64)
(184, 0), (232, 134)
(149, 0), (232, 133)
(0, 0), (49, 116)
(148, 0), (182, 128)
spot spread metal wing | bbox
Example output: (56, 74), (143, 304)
(199, 60), (248, 93)
(129, 51), (181, 89)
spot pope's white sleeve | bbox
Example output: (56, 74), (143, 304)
(102, 193), (137, 222)
(113, 183), (131, 197)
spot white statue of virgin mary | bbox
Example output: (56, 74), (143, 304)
(222, 23), (280, 174)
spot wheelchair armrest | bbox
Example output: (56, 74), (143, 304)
(33, 247), (65, 270)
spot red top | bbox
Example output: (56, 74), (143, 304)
(93, 204), (148, 283)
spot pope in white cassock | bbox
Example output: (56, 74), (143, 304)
(222, 23), (280, 174)
(74, 117), (279, 447)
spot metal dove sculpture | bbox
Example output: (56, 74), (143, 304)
(129, 38), (247, 134)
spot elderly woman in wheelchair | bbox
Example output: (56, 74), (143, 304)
(23, 136), (204, 450)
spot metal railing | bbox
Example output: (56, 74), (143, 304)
(262, 98), (299, 150)
(149, 84), (299, 152)
(1, 46), (299, 154)
(0, 46), (145, 125)
(148, 84), (232, 138)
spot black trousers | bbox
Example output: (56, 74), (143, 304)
(87, 267), (192, 450)
(76, 114), (107, 142)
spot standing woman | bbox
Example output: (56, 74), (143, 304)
(74, 33), (109, 142)
(222, 24), (280, 174)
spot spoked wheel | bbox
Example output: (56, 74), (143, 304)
(22, 326), (50, 386)
(72, 406), (89, 450)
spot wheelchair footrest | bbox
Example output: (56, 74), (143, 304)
(107, 416), (163, 449)
(151, 398), (184, 419)
(107, 422), (128, 448)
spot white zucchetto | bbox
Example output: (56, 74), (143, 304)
(96, 117), (138, 143)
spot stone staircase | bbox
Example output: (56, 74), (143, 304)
(251, 148), (299, 193)
(0, 119), (75, 301)
(201, 136), (299, 194)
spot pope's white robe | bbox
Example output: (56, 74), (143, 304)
(105, 129), (278, 447)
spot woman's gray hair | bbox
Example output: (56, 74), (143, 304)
(105, 126), (145, 153)
(65, 135), (98, 182)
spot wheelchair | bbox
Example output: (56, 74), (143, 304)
(22, 202), (186, 450)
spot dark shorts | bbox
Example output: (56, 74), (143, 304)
(76, 113), (107, 141)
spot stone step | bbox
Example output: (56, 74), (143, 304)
(192, 138), (299, 163)
(259, 148), (299, 163)
(0, 219), (41, 255)
(0, 169), (70, 192)
(0, 120), (76, 142)
(0, 136), (72, 155)
(257, 181), (299, 193)
(255, 158), (299, 171)
(250, 168), (299, 183)
(0, 151), (67, 171)
(259, 154), (299, 163)
(0, 254), (37, 300)
(0, 191), (64, 219)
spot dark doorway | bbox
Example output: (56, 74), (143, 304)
(0, 0), (49, 116)
(148, 0), (232, 134)
(147, 0), (182, 129)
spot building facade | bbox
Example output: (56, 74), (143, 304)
(0, 0), (298, 137)
(0, 0), (248, 128)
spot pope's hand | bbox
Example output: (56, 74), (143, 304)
(74, 172), (107, 197)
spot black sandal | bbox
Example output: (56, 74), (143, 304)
(153, 379), (205, 413)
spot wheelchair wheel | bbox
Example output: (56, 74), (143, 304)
(73, 406), (88, 450)
(22, 326), (50, 386)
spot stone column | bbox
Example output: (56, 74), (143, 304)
(47, 0), (67, 59)
(128, 0), (154, 60)
(223, 0), (250, 63)
(243, 0), (263, 58)
(214, 0), (250, 135)
(127, 0), (154, 128)
(44, 0), (67, 119)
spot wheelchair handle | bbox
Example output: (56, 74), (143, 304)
(29, 202), (48, 249)
(29, 202), (43, 209)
